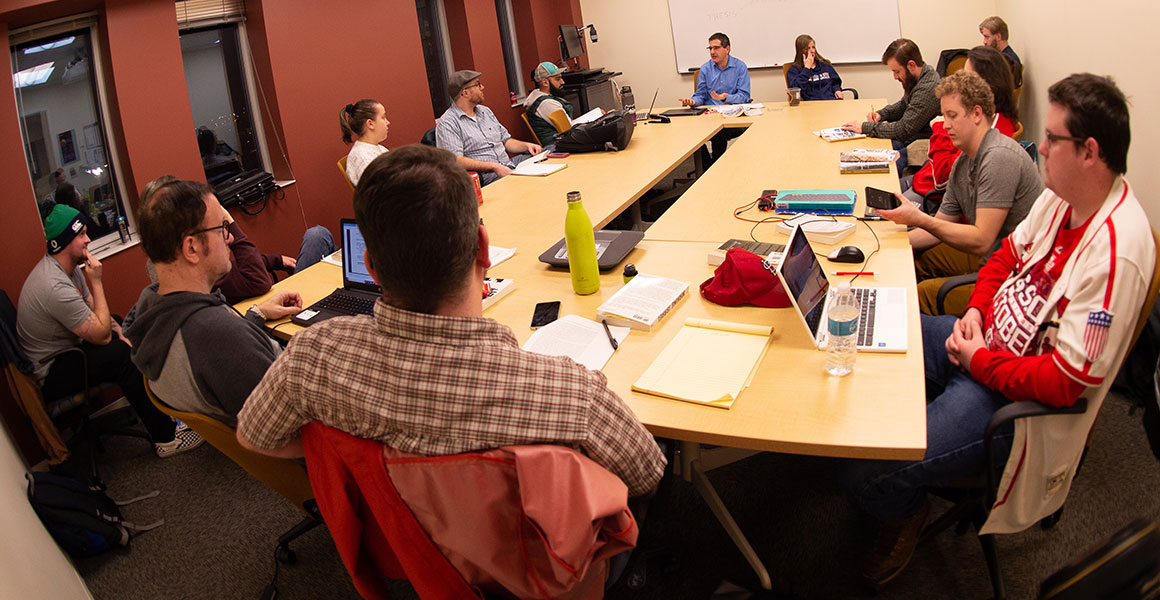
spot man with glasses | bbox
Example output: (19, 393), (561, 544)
(436, 70), (542, 186)
(873, 71), (1041, 316)
(844, 73), (1154, 589)
(17, 204), (204, 458)
(678, 32), (751, 164)
(125, 179), (303, 425)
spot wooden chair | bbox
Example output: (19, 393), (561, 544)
(519, 111), (535, 141)
(1012, 120), (1023, 142)
(336, 155), (353, 190)
(919, 229), (1160, 600)
(547, 108), (572, 134)
(780, 62), (859, 100)
(944, 54), (969, 77)
(144, 381), (320, 598)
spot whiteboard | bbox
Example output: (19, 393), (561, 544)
(668, 0), (901, 73)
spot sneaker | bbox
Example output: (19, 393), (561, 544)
(861, 498), (931, 588)
(155, 427), (205, 458)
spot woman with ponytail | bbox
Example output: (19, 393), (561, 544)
(341, 99), (390, 186)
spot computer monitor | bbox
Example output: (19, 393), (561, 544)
(560, 25), (584, 60)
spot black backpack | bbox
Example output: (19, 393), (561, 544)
(27, 472), (163, 557)
(553, 109), (635, 153)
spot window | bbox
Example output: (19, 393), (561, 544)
(10, 20), (129, 252)
(416, 0), (454, 117)
(494, 0), (525, 103)
(179, 22), (269, 184)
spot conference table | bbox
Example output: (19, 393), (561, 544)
(240, 99), (926, 590)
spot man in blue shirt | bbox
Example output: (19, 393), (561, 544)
(979, 16), (1021, 65)
(678, 32), (750, 164)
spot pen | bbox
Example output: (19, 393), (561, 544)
(535, 154), (548, 163)
(601, 319), (619, 350)
(834, 271), (874, 276)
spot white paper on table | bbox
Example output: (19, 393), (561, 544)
(570, 107), (604, 126)
(522, 315), (630, 371)
(488, 246), (516, 267)
(320, 249), (342, 266)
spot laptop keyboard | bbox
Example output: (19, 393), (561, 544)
(313, 290), (375, 316)
(852, 288), (877, 347)
(816, 287), (878, 347)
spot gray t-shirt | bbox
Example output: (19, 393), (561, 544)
(17, 254), (92, 383)
(940, 127), (1044, 254)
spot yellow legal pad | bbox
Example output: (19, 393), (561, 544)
(632, 318), (773, 409)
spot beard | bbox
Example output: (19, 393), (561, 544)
(901, 69), (918, 96)
(548, 82), (566, 97)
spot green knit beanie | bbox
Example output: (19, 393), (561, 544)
(44, 204), (84, 255)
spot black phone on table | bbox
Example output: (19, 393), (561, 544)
(530, 301), (561, 329)
(865, 186), (901, 211)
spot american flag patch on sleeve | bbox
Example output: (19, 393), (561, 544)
(1083, 310), (1113, 361)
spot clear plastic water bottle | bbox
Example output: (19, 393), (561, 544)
(825, 282), (860, 376)
(116, 215), (129, 243)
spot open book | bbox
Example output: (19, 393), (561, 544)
(817, 127), (867, 142)
(632, 318), (772, 408)
(511, 151), (567, 177)
(522, 315), (630, 371)
(839, 148), (899, 174)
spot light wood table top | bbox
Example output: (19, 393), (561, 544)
(479, 115), (719, 252)
(646, 98), (899, 243)
(239, 99), (926, 460)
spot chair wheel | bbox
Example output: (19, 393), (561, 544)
(276, 546), (296, 564)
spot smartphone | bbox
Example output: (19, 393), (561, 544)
(865, 186), (901, 211)
(547, 152), (570, 159)
(530, 301), (561, 329)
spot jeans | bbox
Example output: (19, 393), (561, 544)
(41, 338), (176, 443)
(843, 314), (1013, 521)
(478, 153), (532, 187)
(295, 225), (338, 273)
(892, 138), (910, 175)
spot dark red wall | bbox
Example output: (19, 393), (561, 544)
(0, 0), (583, 462)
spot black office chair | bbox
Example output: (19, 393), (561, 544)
(421, 127), (436, 147)
(918, 233), (1160, 599)
(0, 290), (150, 483)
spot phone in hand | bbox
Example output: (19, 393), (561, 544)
(864, 186), (901, 211)
(530, 301), (561, 329)
(547, 152), (570, 159)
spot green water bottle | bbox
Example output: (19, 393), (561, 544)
(564, 191), (600, 295)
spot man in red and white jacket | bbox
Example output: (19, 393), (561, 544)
(846, 73), (1155, 588)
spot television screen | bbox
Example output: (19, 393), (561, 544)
(560, 25), (584, 59)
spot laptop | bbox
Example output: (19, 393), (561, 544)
(290, 219), (380, 327)
(635, 89), (658, 122)
(660, 106), (707, 117)
(538, 230), (645, 271)
(774, 225), (908, 353)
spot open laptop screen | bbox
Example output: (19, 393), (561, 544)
(340, 219), (379, 291)
(778, 227), (831, 338)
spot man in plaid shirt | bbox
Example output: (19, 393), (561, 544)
(236, 145), (666, 497)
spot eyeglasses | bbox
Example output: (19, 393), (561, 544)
(706, 45), (724, 51)
(1044, 132), (1086, 147)
(463, 82), (483, 91)
(188, 220), (230, 241)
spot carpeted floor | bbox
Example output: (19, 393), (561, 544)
(71, 389), (1160, 599)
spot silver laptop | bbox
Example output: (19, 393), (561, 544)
(774, 225), (908, 353)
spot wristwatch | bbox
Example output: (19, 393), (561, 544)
(248, 304), (266, 321)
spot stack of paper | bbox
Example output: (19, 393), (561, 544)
(511, 151), (567, 177)
(632, 318), (772, 409)
(817, 127), (867, 142)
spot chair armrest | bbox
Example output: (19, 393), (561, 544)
(840, 87), (859, 100)
(983, 397), (1089, 505)
(936, 273), (979, 315)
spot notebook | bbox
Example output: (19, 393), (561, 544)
(632, 318), (772, 409)
(291, 219), (380, 327)
(774, 225), (908, 353)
